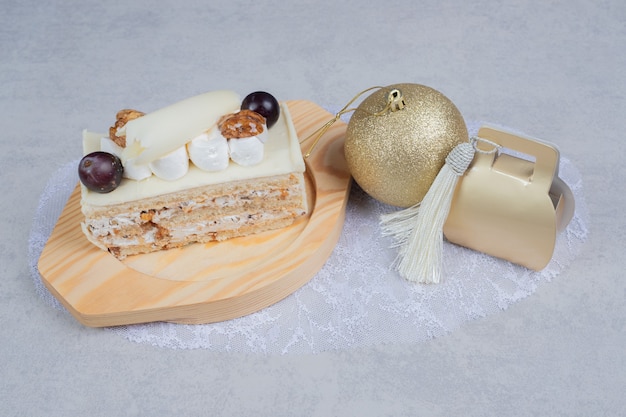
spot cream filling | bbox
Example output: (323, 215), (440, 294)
(81, 102), (304, 207)
(85, 210), (303, 246)
(167, 211), (299, 241)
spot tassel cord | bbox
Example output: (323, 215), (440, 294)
(395, 164), (459, 283)
(380, 142), (476, 283)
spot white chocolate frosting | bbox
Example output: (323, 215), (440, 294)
(81, 102), (305, 206)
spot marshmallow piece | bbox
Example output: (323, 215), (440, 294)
(123, 158), (153, 181)
(255, 129), (269, 144)
(149, 146), (189, 181)
(187, 129), (230, 172)
(228, 136), (265, 166)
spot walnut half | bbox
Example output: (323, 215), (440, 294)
(109, 109), (145, 148)
(218, 110), (266, 139)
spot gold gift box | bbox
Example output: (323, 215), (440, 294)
(443, 126), (575, 270)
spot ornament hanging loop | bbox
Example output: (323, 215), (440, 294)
(301, 86), (406, 159)
(301, 86), (384, 158)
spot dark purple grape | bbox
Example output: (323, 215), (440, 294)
(241, 91), (280, 128)
(78, 151), (124, 193)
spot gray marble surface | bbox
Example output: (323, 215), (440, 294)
(2, 0), (624, 415)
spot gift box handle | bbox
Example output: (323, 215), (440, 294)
(476, 125), (560, 194)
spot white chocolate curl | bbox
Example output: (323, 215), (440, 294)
(120, 90), (241, 165)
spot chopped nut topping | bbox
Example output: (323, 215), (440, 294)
(140, 210), (155, 222)
(109, 109), (145, 148)
(218, 110), (266, 139)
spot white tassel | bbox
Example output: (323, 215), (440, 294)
(380, 142), (475, 284)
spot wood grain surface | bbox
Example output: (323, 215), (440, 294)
(38, 100), (351, 327)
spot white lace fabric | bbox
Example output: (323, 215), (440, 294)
(28, 122), (589, 354)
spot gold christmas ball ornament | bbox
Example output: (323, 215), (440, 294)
(345, 83), (468, 207)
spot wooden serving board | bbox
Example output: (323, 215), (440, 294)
(38, 100), (351, 327)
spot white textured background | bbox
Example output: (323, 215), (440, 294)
(2, 0), (624, 415)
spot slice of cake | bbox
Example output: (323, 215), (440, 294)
(78, 90), (308, 259)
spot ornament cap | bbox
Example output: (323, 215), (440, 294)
(372, 88), (407, 115)
(388, 89), (406, 112)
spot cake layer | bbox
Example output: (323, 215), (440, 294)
(81, 172), (308, 258)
